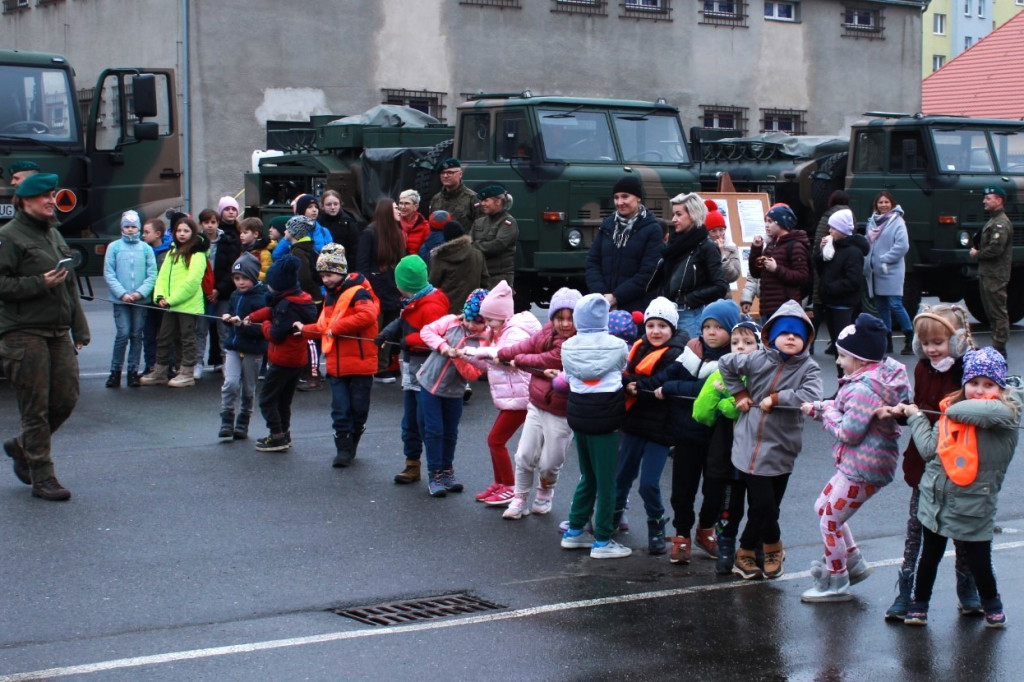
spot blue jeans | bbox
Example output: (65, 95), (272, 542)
(418, 389), (462, 472)
(328, 374), (373, 435)
(873, 295), (913, 333)
(678, 307), (704, 341)
(615, 432), (670, 520)
(402, 388), (424, 460)
(110, 303), (147, 372)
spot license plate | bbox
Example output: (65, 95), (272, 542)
(0, 203), (13, 219)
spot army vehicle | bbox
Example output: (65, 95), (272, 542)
(0, 50), (181, 277)
(244, 94), (700, 306)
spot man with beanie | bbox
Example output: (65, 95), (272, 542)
(469, 185), (519, 289)
(586, 174), (664, 316)
(971, 186), (1014, 358)
(749, 203), (809, 322)
(816, 207), (868, 373)
(429, 218), (490, 315)
(429, 158), (480, 230)
(217, 254), (268, 440)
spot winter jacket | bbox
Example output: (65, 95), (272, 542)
(419, 224), (445, 267)
(655, 336), (728, 443)
(816, 233), (869, 309)
(466, 311), (542, 411)
(429, 183), (481, 232)
(302, 277), (379, 376)
(719, 242), (741, 285)
(814, 357), (911, 486)
(909, 384), (1022, 541)
(248, 288), (319, 368)
(469, 210), (518, 285)
(288, 238), (321, 303)
(864, 206), (909, 298)
(212, 220), (242, 300)
(357, 224), (401, 313)
(222, 282), (269, 355)
(811, 204), (853, 305)
(379, 286), (450, 390)
(242, 241), (273, 282)
(657, 227), (727, 309)
(417, 314), (485, 398)
(585, 209), (664, 314)
(104, 237), (158, 303)
(622, 332), (687, 446)
(693, 368), (742, 426)
(719, 301), (823, 476)
(151, 231), (172, 269)
(748, 228), (810, 320)
(976, 207), (1013, 282)
(429, 235), (490, 315)
(902, 358), (963, 487)
(561, 329), (628, 434)
(154, 247), (207, 315)
(497, 322), (572, 417)
(401, 213), (431, 257)
(319, 208), (362, 266)
(310, 220), (332, 256)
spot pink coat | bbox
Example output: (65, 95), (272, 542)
(469, 311), (542, 411)
(498, 321), (572, 417)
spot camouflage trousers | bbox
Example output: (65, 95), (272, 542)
(0, 330), (80, 482)
(979, 275), (1009, 349)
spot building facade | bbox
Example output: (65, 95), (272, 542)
(922, 0), (1024, 77)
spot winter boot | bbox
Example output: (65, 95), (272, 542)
(218, 411), (235, 439)
(956, 569), (984, 616)
(669, 536), (691, 564)
(846, 549), (873, 585)
(647, 517), (667, 555)
(140, 363), (170, 386)
(168, 365), (195, 388)
(800, 560), (853, 603)
(733, 548), (763, 580)
(900, 330), (915, 356)
(695, 526), (719, 558)
(715, 533), (737, 575)
(105, 370), (122, 388)
(352, 427), (365, 459)
(233, 413), (251, 440)
(884, 568), (915, 621)
(762, 541), (785, 579)
(332, 432), (355, 468)
(394, 459), (422, 484)
(127, 371), (141, 387)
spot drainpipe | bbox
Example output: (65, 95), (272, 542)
(181, 0), (191, 213)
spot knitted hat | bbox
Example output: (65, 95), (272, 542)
(463, 288), (489, 323)
(268, 215), (290, 234)
(429, 210), (451, 230)
(827, 208), (855, 236)
(218, 196), (239, 213)
(608, 309), (640, 343)
(294, 194), (317, 216)
(767, 316), (808, 345)
(701, 299), (740, 334)
(231, 253), (261, 283)
(704, 199), (726, 230)
(316, 242), (348, 276)
(548, 287), (583, 321)
(766, 204), (797, 230)
(285, 215), (312, 240)
(476, 185), (506, 201)
(121, 210), (141, 229)
(480, 280), (515, 321)
(14, 173), (57, 197)
(436, 157), (461, 172)
(265, 255), (300, 292)
(644, 296), (679, 330)
(166, 210), (189, 230)
(443, 220), (464, 242)
(732, 320), (762, 348)
(9, 160), (39, 174)
(573, 293), (610, 334)
(613, 175), (643, 200)
(962, 347), (1007, 387)
(835, 313), (887, 362)
(394, 254), (428, 293)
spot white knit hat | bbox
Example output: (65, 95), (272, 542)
(644, 296), (679, 330)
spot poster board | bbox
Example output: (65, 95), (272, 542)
(702, 192), (771, 313)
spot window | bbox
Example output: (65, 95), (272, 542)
(537, 109), (616, 161)
(458, 113), (490, 162)
(613, 113), (689, 163)
(760, 108), (805, 135)
(932, 130), (992, 172)
(991, 130), (1024, 174)
(964, 0), (970, 15)
(842, 4), (883, 38)
(853, 130), (885, 173)
(458, 0), (520, 7)
(889, 131), (927, 173)
(381, 88), (446, 122)
(700, 105), (748, 135)
(1016, 0), (1024, 7)
(495, 111), (533, 162)
(933, 13), (945, 34)
(700, 0), (748, 26)
(977, 0), (984, 17)
(551, 0), (606, 15)
(764, 1), (797, 21)
(1, 0), (30, 12)
(932, 54), (946, 71)
(965, 36), (973, 50)
(622, 0), (672, 21)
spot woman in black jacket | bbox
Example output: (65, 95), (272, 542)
(815, 208), (869, 374)
(357, 199), (405, 380)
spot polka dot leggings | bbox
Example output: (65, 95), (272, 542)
(815, 472), (878, 574)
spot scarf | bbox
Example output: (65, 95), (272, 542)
(663, 225), (709, 261)
(867, 211), (893, 245)
(612, 205), (647, 248)
(400, 283), (436, 307)
(935, 394), (996, 486)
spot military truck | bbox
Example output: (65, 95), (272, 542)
(0, 50), (181, 278)
(244, 94), (700, 306)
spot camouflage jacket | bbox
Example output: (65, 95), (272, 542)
(469, 210), (518, 280)
(429, 184), (480, 229)
(976, 208), (1013, 281)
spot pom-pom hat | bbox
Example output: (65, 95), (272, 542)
(835, 313), (888, 362)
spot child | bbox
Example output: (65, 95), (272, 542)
(296, 243), (380, 467)
(379, 255), (450, 484)
(267, 216), (287, 262)
(246, 256), (319, 452)
(498, 287), (582, 519)
(239, 216), (272, 281)
(141, 217), (208, 388)
(895, 347), (1021, 628)
(692, 320), (762, 573)
(560, 294), (631, 559)
(655, 298), (739, 564)
(463, 281), (542, 505)
(719, 299), (822, 579)
(799, 313), (911, 602)
(284, 215), (324, 392)
(103, 209), (157, 388)
(217, 255), (268, 440)
(416, 289), (488, 497)
(195, 207), (224, 379)
(141, 216), (172, 375)
(885, 304), (980, 620)
(615, 297), (688, 555)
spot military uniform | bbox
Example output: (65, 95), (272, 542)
(469, 210), (519, 288)
(429, 183), (480, 232)
(0, 208), (90, 486)
(975, 206), (1013, 350)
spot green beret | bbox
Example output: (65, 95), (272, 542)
(983, 185), (1007, 199)
(268, 215), (291, 232)
(436, 157), (461, 172)
(14, 173), (58, 198)
(476, 185), (507, 200)
(9, 160), (40, 174)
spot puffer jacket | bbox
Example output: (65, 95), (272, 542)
(815, 356), (912, 486)
(585, 209), (664, 314)
(622, 331), (688, 446)
(654, 336), (729, 443)
(498, 322), (572, 417)
(718, 300), (823, 475)
(213, 220), (242, 300)
(864, 206), (909, 297)
(466, 311), (542, 411)
(816, 233), (869, 309)
(154, 247), (206, 315)
(748, 228), (810, 320)
(104, 237), (158, 303)
(909, 384), (1022, 541)
(561, 330), (629, 434)
(417, 314), (485, 398)
(402, 213), (431, 257)
(248, 288), (319, 368)
(429, 236), (490, 315)
(811, 204), (853, 305)
(221, 282), (269, 355)
(302, 277), (379, 376)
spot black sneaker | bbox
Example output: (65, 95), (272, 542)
(4, 437), (31, 485)
(32, 476), (71, 501)
(255, 434), (291, 452)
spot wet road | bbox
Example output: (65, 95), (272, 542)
(2, 294), (1024, 680)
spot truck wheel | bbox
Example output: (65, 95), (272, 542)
(902, 273), (923, 319)
(962, 282), (988, 325)
(414, 139), (454, 216)
(809, 152), (848, 216)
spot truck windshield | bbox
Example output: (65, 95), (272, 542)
(990, 130), (1024, 175)
(538, 110), (616, 161)
(613, 113), (689, 164)
(0, 65), (78, 144)
(930, 128), (1024, 175)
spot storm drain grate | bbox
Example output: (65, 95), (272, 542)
(333, 593), (504, 626)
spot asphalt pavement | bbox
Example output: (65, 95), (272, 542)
(3, 291), (1024, 680)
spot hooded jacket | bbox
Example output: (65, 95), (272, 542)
(585, 209), (664, 314)
(402, 213), (431, 257)
(864, 205), (909, 298)
(417, 314), (485, 398)
(248, 288), (319, 368)
(748, 228), (810, 320)
(211, 220), (242, 300)
(104, 236), (158, 303)
(222, 282), (269, 355)
(561, 296), (629, 434)
(816, 233), (869, 309)
(154, 245), (207, 315)
(302, 276), (379, 376)
(466, 311), (542, 411)
(497, 321), (572, 417)
(428, 235), (490, 315)
(288, 237), (321, 303)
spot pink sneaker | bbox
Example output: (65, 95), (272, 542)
(483, 485), (515, 506)
(475, 482), (502, 502)
(503, 493), (530, 519)
(531, 487), (554, 515)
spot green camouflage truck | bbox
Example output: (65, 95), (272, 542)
(0, 50), (181, 281)
(244, 93), (700, 306)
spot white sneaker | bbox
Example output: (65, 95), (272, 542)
(503, 494), (530, 520)
(590, 539), (632, 559)
(531, 487), (554, 515)
(194, 362), (204, 379)
(560, 530), (593, 549)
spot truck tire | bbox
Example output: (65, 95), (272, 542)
(963, 268), (1024, 325)
(902, 272), (923, 319)
(414, 139), (454, 217)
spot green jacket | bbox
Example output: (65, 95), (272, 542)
(0, 210), (90, 345)
(976, 208), (1013, 281)
(692, 368), (741, 427)
(429, 183), (480, 231)
(154, 246), (207, 314)
(908, 385), (1022, 542)
(469, 209), (519, 284)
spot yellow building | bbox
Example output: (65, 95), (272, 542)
(922, 0), (954, 77)
(923, 0), (1024, 78)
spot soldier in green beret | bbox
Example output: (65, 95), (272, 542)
(7, 160), (40, 188)
(0, 173), (90, 501)
(469, 184), (519, 288)
(428, 158), (480, 233)
(970, 185), (1014, 358)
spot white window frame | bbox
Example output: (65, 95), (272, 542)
(932, 54), (946, 71)
(844, 7), (877, 29)
(625, 0), (662, 6)
(964, 0), (970, 15)
(977, 0), (984, 17)
(965, 36), (973, 50)
(764, 1), (797, 21)
(704, 0), (738, 17)
(932, 13), (945, 34)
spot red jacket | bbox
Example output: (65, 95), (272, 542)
(248, 290), (318, 368)
(402, 214), (431, 257)
(401, 288), (450, 354)
(303, 278), (380, 376)
(903, 357), (963, 487)
(498, 322), (570, 417)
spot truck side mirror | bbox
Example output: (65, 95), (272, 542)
(902, 138), (920, 172)
(134, 121), (159, 141)
(501, 119), (521, 160)
(132, 74), (158, 119)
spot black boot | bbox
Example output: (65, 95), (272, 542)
(105, 370), (122, 388)
(885, 333), (894, 354)
(233, 413), (251, 440)
(647, 517), (667, 555)
(900, 330), (915, 356)
(127, 371), (141, 388)
(352, 426), (365, 459)
(332, 432), (354, 468)
(218, 411), (235, 439)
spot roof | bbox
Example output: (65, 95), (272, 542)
(458, 96), (679, 113)
(922, 11), (1024, 119)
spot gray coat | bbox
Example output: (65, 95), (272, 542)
(864, 205), (909, 297)
(908, 384), (1022, 542)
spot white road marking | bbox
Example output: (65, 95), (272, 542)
(5, 540), (1024, 681)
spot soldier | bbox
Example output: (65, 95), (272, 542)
(428, 158), (480, 229)
(0, 173), (90, 501)
(970, 185), (1014, 358)
(7, 160), (39, 188)
(469, 184), (518, 288)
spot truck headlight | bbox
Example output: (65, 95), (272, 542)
(567, 229), (583, 248)
(958, 231), (971, 247)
